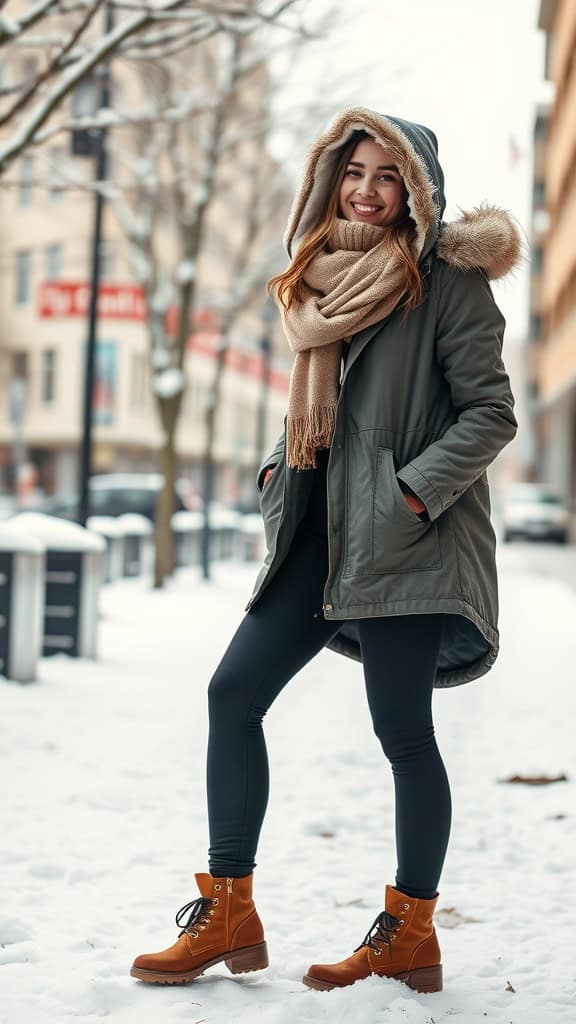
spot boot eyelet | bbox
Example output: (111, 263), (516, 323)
(212, 897), (219, 905)
(399, 919), (404, 925)
(373, 948), (382, 956)
(209, 910), (215, 915)
(189, 930), (198, 938)
(391, 935), (396, 941)
(402, 903), (409, 910)
(214, 884), (222, 891)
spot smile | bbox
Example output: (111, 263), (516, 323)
(351, 203), (383, 213)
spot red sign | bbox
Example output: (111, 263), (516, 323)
(38, 282), (147, 320)
(37, 282), (290, 392)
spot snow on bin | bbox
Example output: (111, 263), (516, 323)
(87, 516), (124, 583)
(0, 522), (45, 683)
(9, 513), (105, 659)
(116, 514), (153, 577)
(235, 514), (265, 562)
(208, 506), (241, 559)
(172, 510), (203, 567)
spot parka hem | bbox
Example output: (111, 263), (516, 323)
(323, 594), (499, 688)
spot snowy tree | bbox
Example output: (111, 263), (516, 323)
(86, 8), (312, 587)
(1, 0), (331, 587)
(0, 0), (303, 173)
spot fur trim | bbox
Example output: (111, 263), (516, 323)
(436, 202), (525, 281)
(285, 107), (525, 282)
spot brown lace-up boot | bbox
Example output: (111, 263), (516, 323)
(130, 872), (268, 984)
(303, 884), (442, 993)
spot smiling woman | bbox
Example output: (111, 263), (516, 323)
(339, 139), (407, 226)
(131, 106), (522, 1001)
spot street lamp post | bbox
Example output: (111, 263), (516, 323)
(77, 2), (114, 526)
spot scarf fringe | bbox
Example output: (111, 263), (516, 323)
(287, 405), (336, 470)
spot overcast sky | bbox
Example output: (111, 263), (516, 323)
(268, 0), (549, 341)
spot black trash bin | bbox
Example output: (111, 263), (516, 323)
(10, 513), (106, 658)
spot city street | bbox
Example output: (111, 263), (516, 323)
(1, 544), (575, 1024)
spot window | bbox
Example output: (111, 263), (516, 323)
(71, 77), (97, 117)
(531, 247), (543, 274)
(15, 250), (32, 305)
(529, 313), (542, 340)
(47, 147), (66, 202)
(533, 179), (545, 208)
(18, 156), (34, 206)
(12, 352), (28, 381)
(44, 243), (63, 280)
(41, 350), (57, 403)
(8, 354), (28, 424)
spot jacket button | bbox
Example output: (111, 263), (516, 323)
(324, 603), (333, 612)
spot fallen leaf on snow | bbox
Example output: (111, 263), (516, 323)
(435, 906), (481, 929)
(499, 773), (568, 785)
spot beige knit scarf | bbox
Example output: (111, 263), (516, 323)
(278, 216), (409, 469)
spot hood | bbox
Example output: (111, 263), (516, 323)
(284, 107), (524, 281)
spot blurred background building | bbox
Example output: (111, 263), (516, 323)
(528, 0), (576, 507)
(0, 7), (293, 513)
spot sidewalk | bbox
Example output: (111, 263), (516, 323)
(1, 551), (575, 1023)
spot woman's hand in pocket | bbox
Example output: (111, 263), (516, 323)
(398, 480), (428, 518)
(263, 468), (274, 487)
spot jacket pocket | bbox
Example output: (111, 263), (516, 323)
(258, 462), (284, 552)
(371, 447), (442, 573)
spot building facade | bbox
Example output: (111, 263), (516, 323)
(531, 0), (576, 504)
(0, 11), (291, 512)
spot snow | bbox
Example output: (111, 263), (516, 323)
(150, 347), (170, 370)
(8, 512), (106, 552)
(0, 15), (18, 36)
(153, 367), (185, 398)
(176, 259), (196, 285)
(0, 522), (44, 552)
(1, 546), (575, 1023)
(116, 514), (153, 536)
(87, 516), (126, 538)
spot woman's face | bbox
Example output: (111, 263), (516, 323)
(338, 137), (408, 227)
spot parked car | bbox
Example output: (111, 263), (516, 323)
(501, 482), (570, 544)
(35, 473), (200, 523)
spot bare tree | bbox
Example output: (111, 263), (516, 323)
(1, 0), (328, 587)
(82, 12), (307, 587)
(0, 0), (306, 173)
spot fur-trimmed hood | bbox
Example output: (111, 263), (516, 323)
(284, 106), (524, 282)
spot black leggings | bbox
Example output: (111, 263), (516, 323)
(206, 453), (452, 900)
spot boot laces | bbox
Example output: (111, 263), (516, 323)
(175, 896), (215, 937)
(354, 909), (402, 958)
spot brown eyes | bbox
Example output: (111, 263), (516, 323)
(345, 170), (396, 182)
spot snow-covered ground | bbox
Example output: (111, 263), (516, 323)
(1, 546), (575, 1024)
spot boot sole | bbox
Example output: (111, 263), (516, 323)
(302, 963), (443, 994)
(130, 941), (269, 985)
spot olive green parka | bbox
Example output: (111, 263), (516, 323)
(245, 108), (524, 688)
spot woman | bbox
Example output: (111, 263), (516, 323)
(131, 108), (522, 994)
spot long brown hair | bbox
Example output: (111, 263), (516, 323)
(268, 130), (424, 324)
